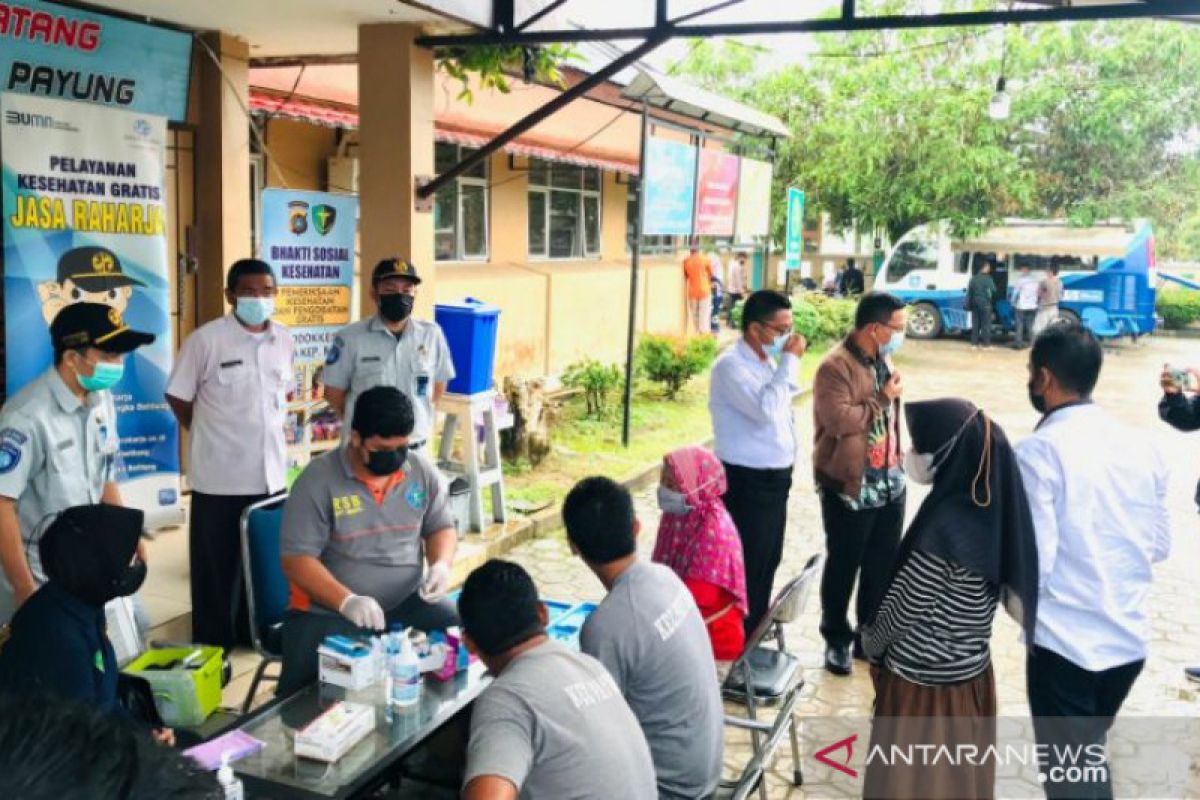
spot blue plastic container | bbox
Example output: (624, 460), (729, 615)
(435, 297), (501, 396)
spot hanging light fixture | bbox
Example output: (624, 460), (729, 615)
(989, 76), (1010, 121)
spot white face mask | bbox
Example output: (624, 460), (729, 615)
(904, 447), (937, 485)
(656, 486), (693, 516)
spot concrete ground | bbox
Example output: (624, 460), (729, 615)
(141, 334), (1200, 797)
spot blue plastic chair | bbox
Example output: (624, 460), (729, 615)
(239, 494), (290, 712)
(1082, 307), (1123, 339)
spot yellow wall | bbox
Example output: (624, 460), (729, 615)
(265, 118), (338, 190)
(488, 153), (527, 264)
(601, 172), (628, 261)
(435, 262), (549, 378)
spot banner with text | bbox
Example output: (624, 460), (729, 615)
(785, 187), (806, 270)
(695, 149), (740, 237)
(735, 157), (773, 240)
(642, 137), (697, 236)
(1, 92), (180, 524)
(261, 188), (357, 467)
(0, 0), (192, 121)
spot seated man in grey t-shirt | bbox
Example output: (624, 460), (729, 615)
(460, 559), (657, 800)
(563, 477), (724, 800)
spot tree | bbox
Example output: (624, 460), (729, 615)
(671, 5), (1200, 257)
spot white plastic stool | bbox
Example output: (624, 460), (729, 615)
(437, 392), (507, 532)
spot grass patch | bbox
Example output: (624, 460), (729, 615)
(503, 342), (828, 508)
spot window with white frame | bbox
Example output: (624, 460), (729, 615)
(434, 143), (488, 262)
(527, 158), (602, 259)
(625, 192), (679, 255)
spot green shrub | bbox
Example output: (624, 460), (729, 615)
(1156, 289), (1200, 329)
(562, 358), (623, 417)
(636, 334), (718, 399)
(731, 292), (855, 346)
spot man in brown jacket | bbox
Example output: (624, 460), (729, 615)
(812, 292), (907, 676)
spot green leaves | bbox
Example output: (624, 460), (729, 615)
(435, 44), (576, 104)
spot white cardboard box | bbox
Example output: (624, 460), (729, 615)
(317, 642), (380, 690)
(294, 702), (375, 763)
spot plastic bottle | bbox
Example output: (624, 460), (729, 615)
(388, 630), (421, 708)
(217, 752), (243, 800)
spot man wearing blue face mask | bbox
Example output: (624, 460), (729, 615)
(166, 259), (294, 650)
(0, 302), (155, 624)
(709, 290), (807, 637)
(813, 291), (907, 676)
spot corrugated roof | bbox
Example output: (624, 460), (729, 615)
(621, 68), (790, 139)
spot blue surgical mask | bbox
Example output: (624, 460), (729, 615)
(76, 359), (124, 393)
(656, 486), (692, 516)
(879, 330), (905, 357)
(764, 331), (791, 358)
(236, 297), (275, 327)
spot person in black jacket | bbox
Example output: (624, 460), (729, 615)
(838, 259), (866, 297)
(0, 503), (172, 744)
(1158, 364), (1200, 684)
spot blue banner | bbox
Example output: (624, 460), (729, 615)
(0, 0), (192, 121)
(2, 93), (180, 522)
(785, 187), (805, 270)
(261, 188), (358, 470)
(642, 138), (697, 237)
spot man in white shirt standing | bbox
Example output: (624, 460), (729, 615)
(709, 290), (806, 634)
(1010, 264), (1040, 349)
(166, 259), (294, 650)
(1016, 324), (1170, 800)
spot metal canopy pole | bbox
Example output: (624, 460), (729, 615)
(622, 103), (651, 448)
(417, 0), (1195, 47)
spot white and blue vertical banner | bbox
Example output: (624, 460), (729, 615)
(643, 138), (698, 236)
(1, 92), (180, 523)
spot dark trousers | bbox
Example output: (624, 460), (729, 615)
(278, 594), (460, 697)
(818, 488), (904, 648)
(1026, 646), (1143, 800)
(1014, 309), (1037, 347)
(189, 491), (275, 651)
(970, 301), (993, 346)
(721, 462), (793, 636)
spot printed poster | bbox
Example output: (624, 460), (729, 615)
(734, 157), (772, 240)
(1, 92), (180, 525)
(642, 137), (697, 236)
(694, 149), (740, 237)
(260, 188), (357, 471)
(785, 187), (806, 270)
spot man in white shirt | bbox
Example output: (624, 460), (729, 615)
(724, 252), (749, 324)
(709, 290), (806, 634)
(1010, 264), (1040, 349)
(1016, 323), (1170, 800)
(166, 259), (294, 650)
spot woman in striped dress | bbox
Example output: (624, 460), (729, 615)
(861, 399), (1039, 800)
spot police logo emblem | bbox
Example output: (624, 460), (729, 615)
(92, 251), (115, 273)
(288, 201), (309, 235)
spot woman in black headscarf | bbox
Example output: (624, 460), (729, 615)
(0, 503), (171, 743)
(860, 399), (1039, 800)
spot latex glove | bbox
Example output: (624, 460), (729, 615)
(339, 594), (386, 631)
(419, 561), (452, 603)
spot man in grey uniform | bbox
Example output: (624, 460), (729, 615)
(278, 385), (458, 696)
(323, 258), (454, 449)
(563, 476), (723, 800)
(0, 302), (155, 623)
(459, 559), (657, 800)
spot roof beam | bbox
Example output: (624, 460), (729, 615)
(249, 53), (357, 68)
(415, 34), (670, 199)
(417, 1), (1199, 47)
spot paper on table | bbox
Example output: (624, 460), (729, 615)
(184, 729), (266, 771)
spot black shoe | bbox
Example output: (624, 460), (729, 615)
(852, 637), (866, 661)
(825, 645), (852, 676)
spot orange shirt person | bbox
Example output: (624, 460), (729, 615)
(683, 246), (713, 334)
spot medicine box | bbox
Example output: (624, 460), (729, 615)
(294, 702), (375, 763)
(317, 636), (380, 690)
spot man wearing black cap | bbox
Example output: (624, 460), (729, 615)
(0, 302), (155, 624)
(323, 258), (455, 449)
(36, 245), (146, 325)
(165, 259), (294, 650)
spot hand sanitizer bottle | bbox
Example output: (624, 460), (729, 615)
(217, 752), (243, 800)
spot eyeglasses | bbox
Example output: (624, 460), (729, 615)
(760, 322), (792, 337)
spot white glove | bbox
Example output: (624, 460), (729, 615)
(419, 561), (452, 603)
(338, 594), (386, 631)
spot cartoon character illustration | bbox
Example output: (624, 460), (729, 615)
(37, 246), (146, 325)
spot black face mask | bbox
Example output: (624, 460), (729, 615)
(1027, 380), (1047, 414)
(379, 293), (414, 323)
(114, 559), (147, 599)
(364, 446), (408, 477)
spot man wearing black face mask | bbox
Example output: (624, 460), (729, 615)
(277, 386), (459, 696)
(323, 258), (455, 450)
(0, 503), (173, 746)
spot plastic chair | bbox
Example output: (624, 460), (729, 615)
(238, 494), (290, 713)
(720, 553), (824, 800)
(1082, 307), (1122, 339)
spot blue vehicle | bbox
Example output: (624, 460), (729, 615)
(874, 220), (1158, 340)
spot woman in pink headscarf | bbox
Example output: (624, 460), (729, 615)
(653, 446), (749, 661)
